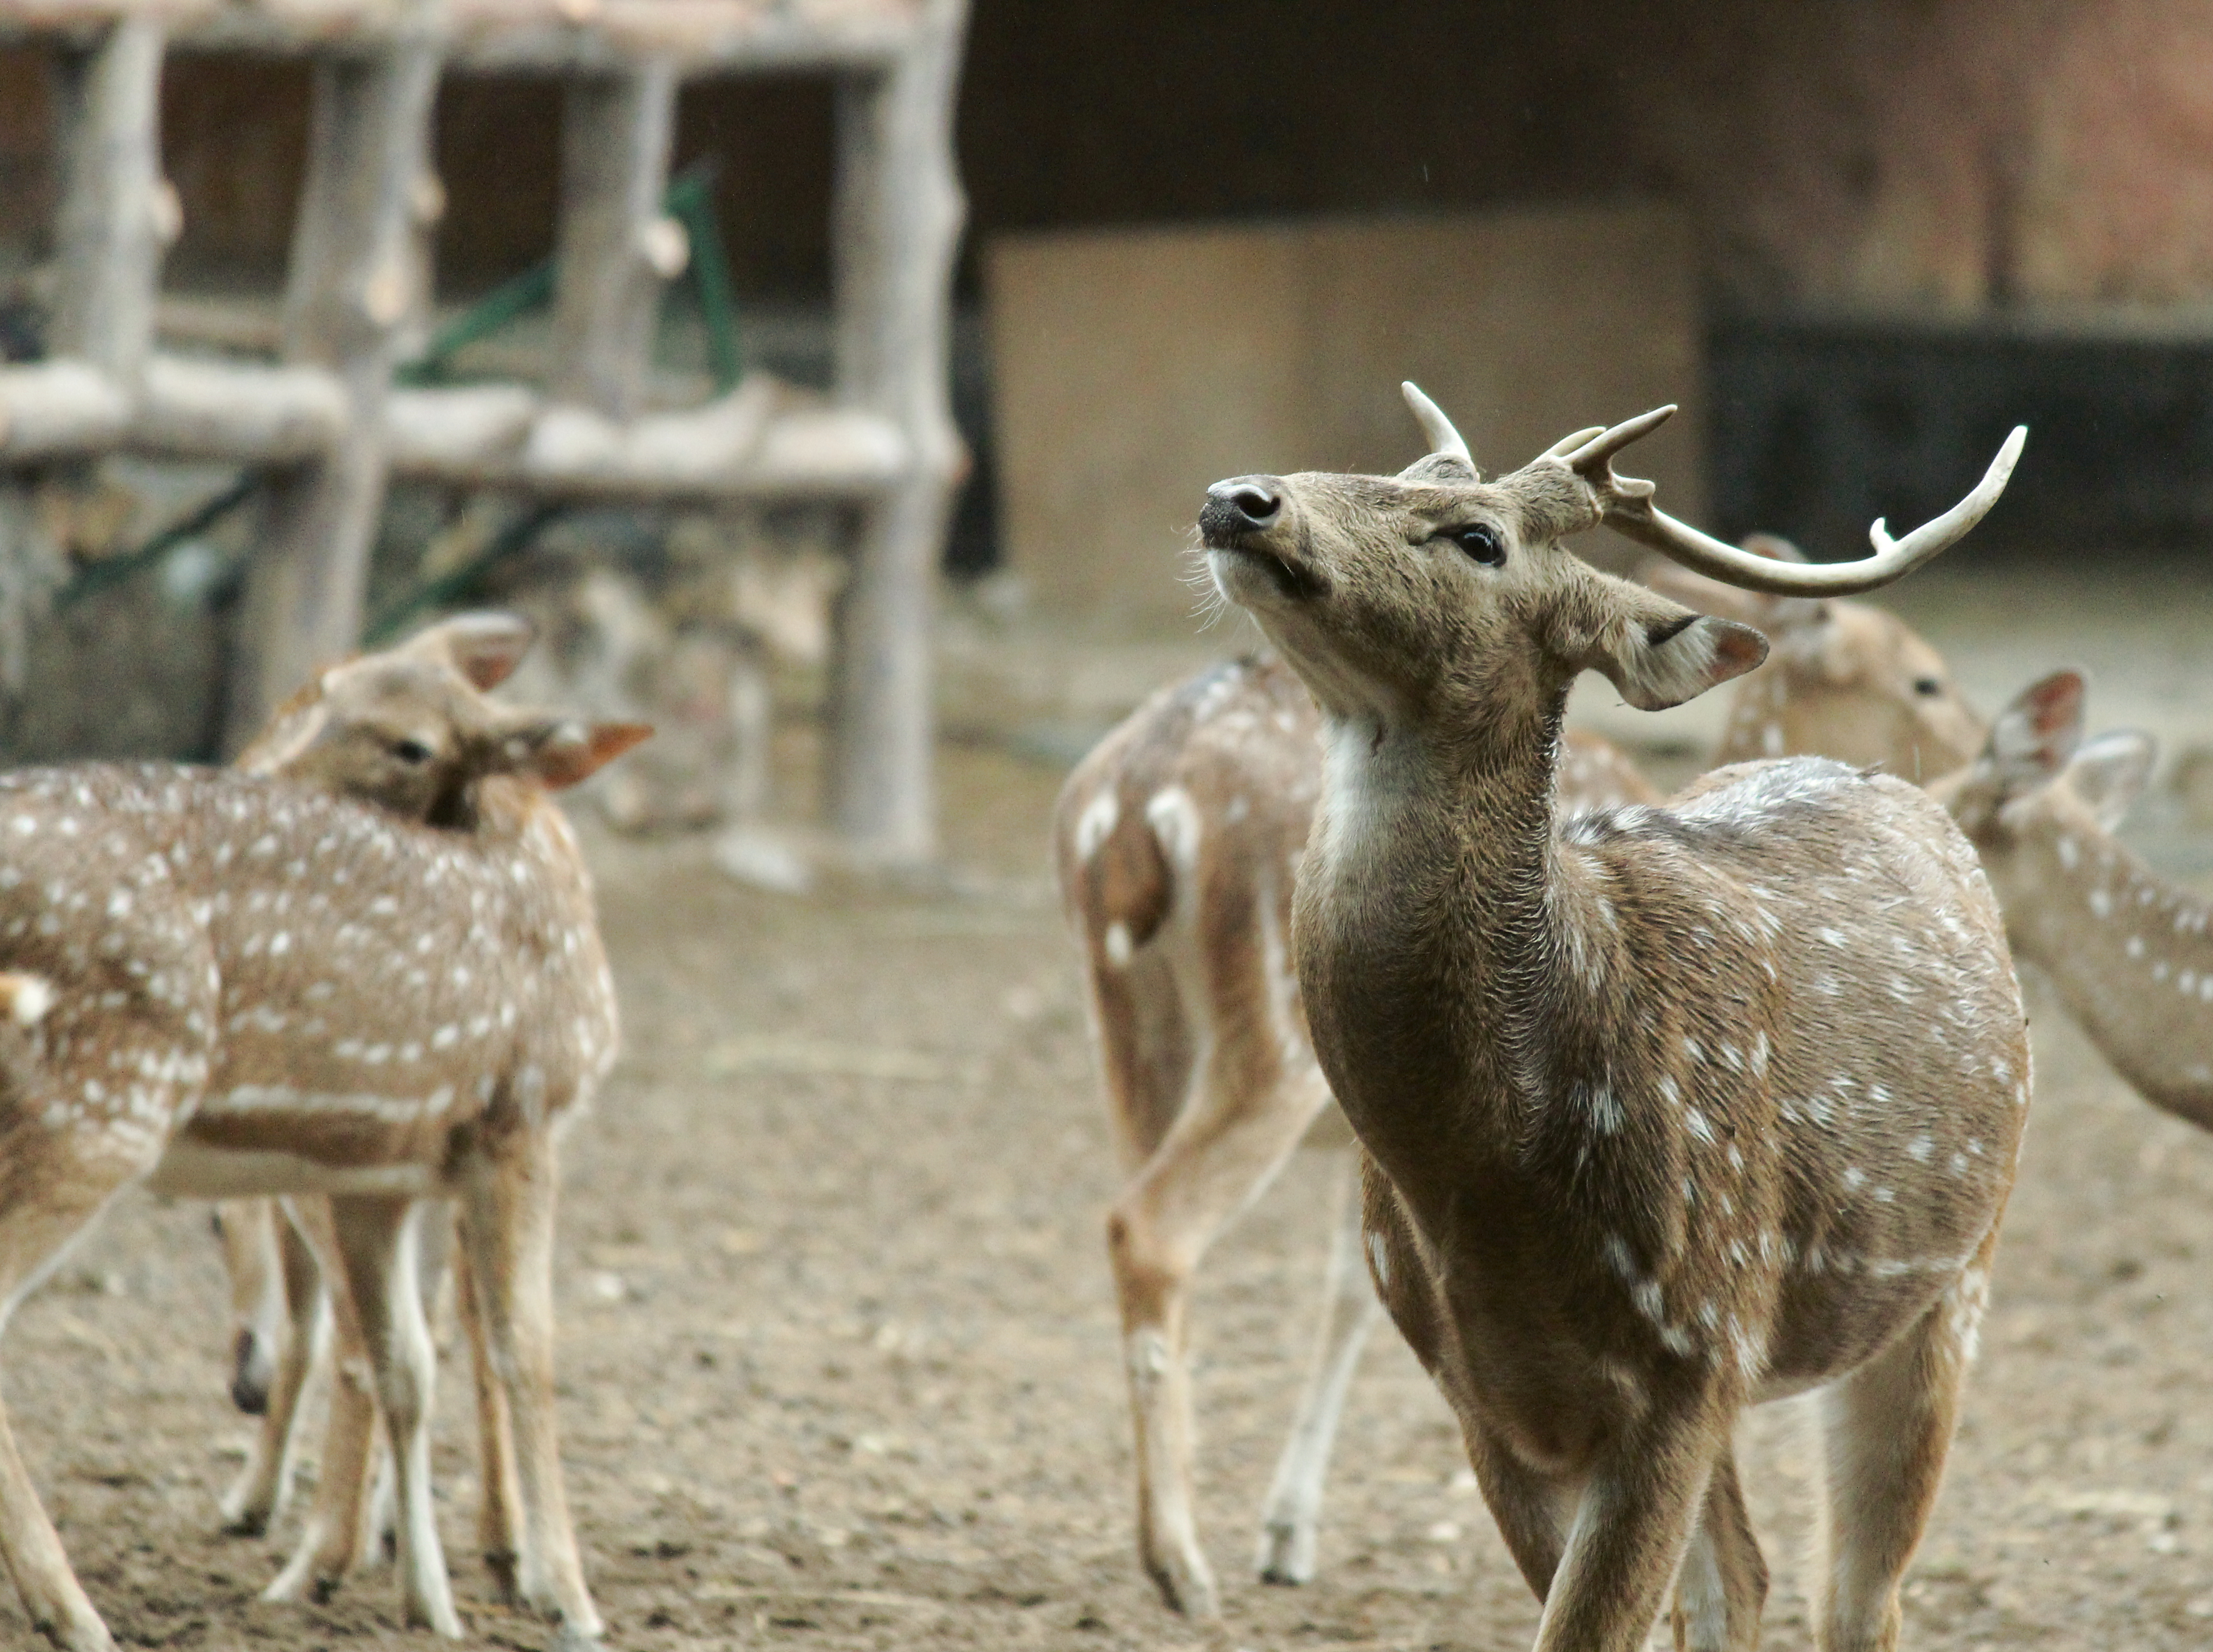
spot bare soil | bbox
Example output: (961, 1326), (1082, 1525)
(6, 733), (2213, 1650)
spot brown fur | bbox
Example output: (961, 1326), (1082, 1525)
(1199, 409), (2027, 1652)
(1057, 567), (1992, 1615)
(0, 667), (639, 1649)
(1934, 671), (2213, 1128)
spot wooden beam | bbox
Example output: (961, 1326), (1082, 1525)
(823, 0), (969, 865)
(548, 58), (680, 422)
(0, 361), (131, 455)
(226, 36), (441, 749)
(46, 12), (170, 385)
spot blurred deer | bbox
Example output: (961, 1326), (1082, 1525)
(0, 643), (644, 1649)
(213, 614), (538, 1568)
(1933, 670), (2213, 1127)
(1640, 537), (1984, 781)
(1192, 383), (2026, 1651)
(1057, 418), (2001, 1618)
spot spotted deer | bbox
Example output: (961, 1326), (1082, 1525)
(1057, 438), (1996, 1620)
(210, 614), (541, 1594)
(1933, 670), (2213, 1127)
(0, 676), (644, 1649)
(1194, 384), (2029, 1652)
(212, 606), (540, 1566)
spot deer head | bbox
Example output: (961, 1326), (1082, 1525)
(238, 612), (651, 828)
(1201, 386), (2024, 732)
(1931, 668), (2155, 851)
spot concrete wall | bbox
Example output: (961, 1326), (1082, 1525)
(988, 204), (1701, 624)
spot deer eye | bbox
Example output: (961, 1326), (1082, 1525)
(1912, 676), (1944, 698)
(1447, 523), (1506, 566)
(392, 738), (435, 765)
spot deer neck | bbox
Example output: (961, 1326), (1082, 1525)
(1294, 685), (1590, 1203)
(1998, 804), (2213, 1125)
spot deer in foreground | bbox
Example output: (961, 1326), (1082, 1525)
(1057, 445), (1992, 1618)
(1932, 669), (2213, 1128)
(0, 662), (644, 1649)
(1196, 383), (2028, 1651)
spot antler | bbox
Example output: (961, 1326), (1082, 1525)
(1548, 407), (2028, 598)
(1400, 381), (1474, 467)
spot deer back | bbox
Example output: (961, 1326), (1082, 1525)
(0, 763), (615, 1194)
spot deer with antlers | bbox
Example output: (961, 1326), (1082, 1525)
(1188, 384), (2028, 1651)
(1934, 669), (2213, 1128)
(1057, 421), (1995, 1617)
(0, 631), (643, 1650)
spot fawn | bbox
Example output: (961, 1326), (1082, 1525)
(1934, 670), (2213, 1127)
(1196, 384), (2028, 1651)
(0, 647), (644, 1649)
(1056, 429), (1992, 1616)
(209, 613), (546, 1595)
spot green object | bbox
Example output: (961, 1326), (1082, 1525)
(396, 158), (741, 391)
(55, 469), (264, 611)
(395, 261), (557, 387)
(365, 501), (567, 645)
(665, 161), (745, 392)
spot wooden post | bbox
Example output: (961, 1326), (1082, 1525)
(47, 13), (170, 386)
(548, 59), (681, 422)
(826, 0), (969, 866)
(226, 36), (442, 746)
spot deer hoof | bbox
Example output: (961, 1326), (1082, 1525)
(1142, 1546), (1220, 1619)
(1255, 1516), (1318, 1586)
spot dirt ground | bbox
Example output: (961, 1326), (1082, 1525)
(7, 727), (2213, 1652)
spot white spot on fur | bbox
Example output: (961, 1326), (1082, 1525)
(1102, 921), (1134, 968)
(1145, 786), (1203, 874)
(1074, 789), (1118, 863)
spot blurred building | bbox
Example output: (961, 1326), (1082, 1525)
(5, 0), (2213, 565)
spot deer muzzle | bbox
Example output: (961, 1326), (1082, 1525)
(1201, 476), (1328, 601)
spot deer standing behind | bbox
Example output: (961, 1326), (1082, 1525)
(0, 649), (644, 1650)
(1194, 384), (2028, 1652)
(1056, 516), (1987, 1617)
(1933, 670), (2213, 1126)
(207, 614), (554, 1601)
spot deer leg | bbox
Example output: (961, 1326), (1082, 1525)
(0, 1138), (147, 1652)
(1255, 1143), (1383, 1585)
(1526, 1386), (1731, 1652)
(261, 1198), (379, 1604)
(1815, 1241), (1993, 1652)
(324, 1195), (460, 1638)
(457, 1133), (600, 1640)
(451, 1233), (521, 1599)
(1671, 1448), (1767, 1652)
(221, 1205), (325, 1535)
(1105, 1030), (1333, 1619)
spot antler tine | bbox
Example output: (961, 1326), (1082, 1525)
(1561, 406), (1676, 475)
(1401, 381), (1474, 466)
(1868, 425), (2030, 566)
(1593, 425), (2029, 598)
(1543, 425), (1606, 458)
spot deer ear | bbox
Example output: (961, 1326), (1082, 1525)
(516, 720), (654, 790)
(1579, 588), (1769, 712)
(1986, 669), (2086, 799)
(2067, 729), (2155, 831)
(406, 612), (536, 691)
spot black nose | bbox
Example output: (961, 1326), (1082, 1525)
(1201, 477), (1283, 538)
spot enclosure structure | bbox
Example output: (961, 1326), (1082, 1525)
(0, 0), (969, 865)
